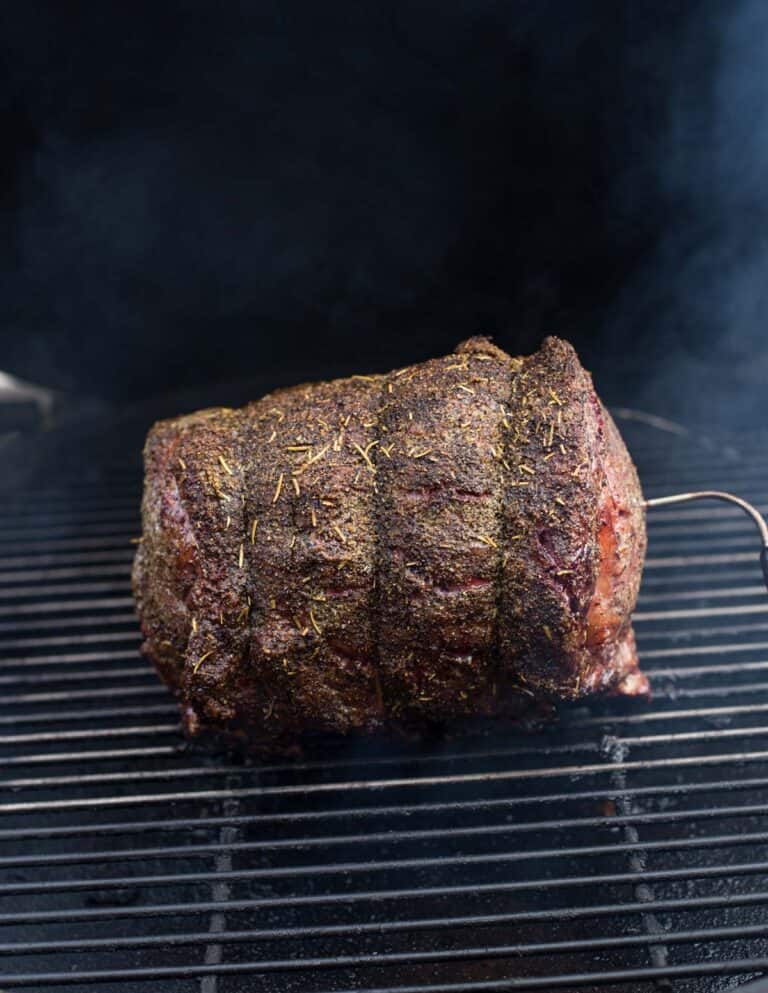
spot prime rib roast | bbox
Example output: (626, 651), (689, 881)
(133, 336), (648, 752)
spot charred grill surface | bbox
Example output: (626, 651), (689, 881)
(133, 336), (647, 750)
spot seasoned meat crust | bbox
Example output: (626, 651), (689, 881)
(133, 337), (648, 751)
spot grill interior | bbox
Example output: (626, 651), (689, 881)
(3, 411), (768, 992)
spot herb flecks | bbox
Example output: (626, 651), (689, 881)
(272, 473), (284, 503)
(193, 650), (214, 675)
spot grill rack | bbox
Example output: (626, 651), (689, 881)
(2, 415), (768, 992)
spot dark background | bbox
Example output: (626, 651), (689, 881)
(1, 0), (767, 425)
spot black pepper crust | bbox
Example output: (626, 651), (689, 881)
(133, 336), (648, 753)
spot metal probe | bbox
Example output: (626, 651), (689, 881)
(644, 490), (768, 591)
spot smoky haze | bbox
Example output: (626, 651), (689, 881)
(0, 0), (766, 426)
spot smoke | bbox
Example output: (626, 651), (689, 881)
(601, 0), (768, 422)
(0, 1), (766, 424)
(0, 1), (473, 396)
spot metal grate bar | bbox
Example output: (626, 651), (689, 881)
(6, 719), (767, 771)
(7, 769), (768, 816)
(3, 721), (768, 785)
(6, 852), (768, 899)
(6, 683), (165, 705)
(0, 648), (143, 668)
(0, 631), (140, 651)
(0, 664), (154, 685)
(647, 660), (768, 676)
(0, 579), (132, 599)
(4, 922), (768, 975)
(5, 917), (768, 960)
(0, 797), (765, 845)
(644, 551), (755, 567)
(6, 954), (768, 989)
(0, 521), (139, 540)
(0, 703), (174, 729)
(0, 737), (599, 769)
(10, 882), (768, 929)
(4, 746), (768, 795)
(7, 751), (768, 813)
(638, 584), (766, 602)
(0, 611), (137, 634)
(0, 563), (132, 583)
(2, 826), (765, 874)
(0, 550), (134, 568)
(0, 535), (138, 552)
(635, 603), (768, 620)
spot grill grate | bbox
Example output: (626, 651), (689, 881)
(2, 414), (768, 992)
